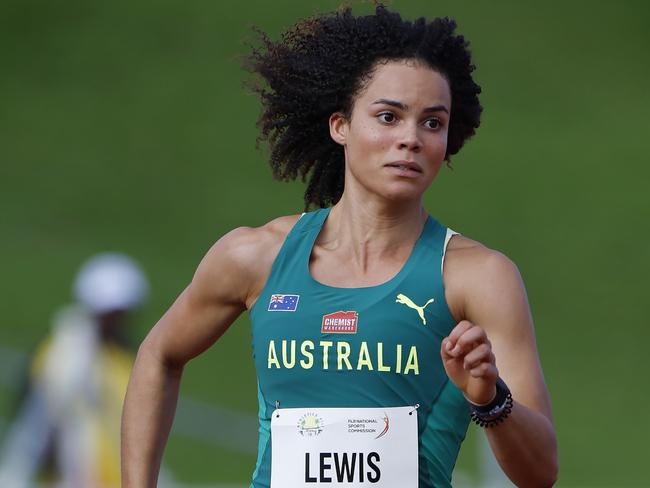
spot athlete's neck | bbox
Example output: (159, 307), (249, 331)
(321, 192), (427, 273)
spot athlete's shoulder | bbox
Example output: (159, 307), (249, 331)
(444, 234), (523, 319)
(189, 215), (301, 305)
(220, 213), (301, 262)
(258, 213), (304, 240)
(445, 234), (518, 275)
(204, 214), (302, 308)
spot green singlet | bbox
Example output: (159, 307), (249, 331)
(248, 208), (469, 488)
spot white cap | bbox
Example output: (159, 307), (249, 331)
(73, 253), (149, 314)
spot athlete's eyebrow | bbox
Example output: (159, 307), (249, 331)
(422, 104), (449, 114)
(373, 99), (408, 110)
(372, 99), (449, 114)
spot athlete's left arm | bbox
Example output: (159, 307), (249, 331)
(442, 246), (558, 488)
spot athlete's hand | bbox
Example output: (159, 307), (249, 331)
(441, 320), (498, 405)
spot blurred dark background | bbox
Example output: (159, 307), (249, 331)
(1, 0), (648, 486)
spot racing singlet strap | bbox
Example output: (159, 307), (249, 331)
(248, 208), (468, 488)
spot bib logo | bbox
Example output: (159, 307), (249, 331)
(321, 311), (358, 334)
(377, 413), (389, 439)
(298, 413), (324, 437)
(347, 413), (390, 439)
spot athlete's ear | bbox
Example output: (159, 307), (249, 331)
(329, 112), (349, 146)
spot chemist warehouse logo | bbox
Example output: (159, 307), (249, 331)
(321, 311), (358, 334)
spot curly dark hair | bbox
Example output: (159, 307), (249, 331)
(246, 5), (482, 210)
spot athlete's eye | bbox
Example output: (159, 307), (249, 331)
(424, 118), (441, 130)
(377, 112), (396, 124)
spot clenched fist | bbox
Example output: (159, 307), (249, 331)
(441, 320), (498, 405)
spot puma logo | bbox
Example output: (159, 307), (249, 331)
(395, 293), (435, 325)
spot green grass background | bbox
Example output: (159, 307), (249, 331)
(1, 0), (648, 486)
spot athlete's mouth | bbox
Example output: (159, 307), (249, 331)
(384, 161), (423, 173)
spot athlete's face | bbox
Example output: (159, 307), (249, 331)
(330, 60), (451, 203)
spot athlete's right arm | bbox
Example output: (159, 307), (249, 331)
(121, 219), (295, 488)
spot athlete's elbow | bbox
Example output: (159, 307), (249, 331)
(531, 470), (558, 488)
(137, 333), (186, 375)
(504, 440), (558, 488)
(542, 454), (559, 488)
(524, 417), (559, 487)
(539, 431), (559, 487)
(520, 454), (559, 488)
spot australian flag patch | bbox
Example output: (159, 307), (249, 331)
(267, 294), (300, 312)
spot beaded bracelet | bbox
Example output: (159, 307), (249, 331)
(468, 377), (513, 428)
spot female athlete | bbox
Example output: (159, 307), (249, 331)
(122, 6), (558, 487)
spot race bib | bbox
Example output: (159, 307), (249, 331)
(270, 406), (418, 487)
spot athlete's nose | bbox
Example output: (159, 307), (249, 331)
(396, 121), (422, 152)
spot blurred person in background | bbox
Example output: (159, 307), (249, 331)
(0, 253), (149, 488)
(122, 5), (557, 488)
